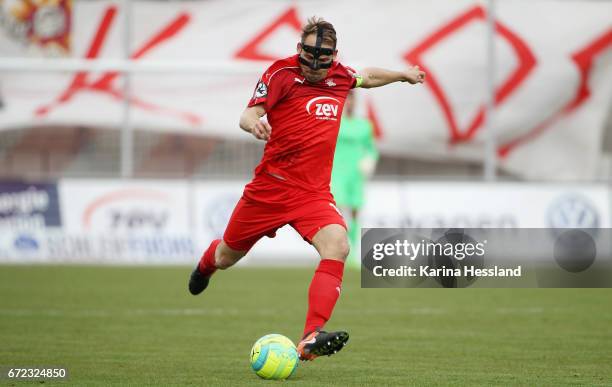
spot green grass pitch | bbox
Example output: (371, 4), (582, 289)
(1, 265), (611, 386)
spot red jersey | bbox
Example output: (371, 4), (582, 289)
(245, 55), (359, 203)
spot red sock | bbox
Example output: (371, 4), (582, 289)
(198, 239), (221, 277)
(303, 259), (345, 337)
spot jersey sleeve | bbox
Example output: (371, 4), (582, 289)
(346, 66), (364, 89)
(247, 67), (290, 111)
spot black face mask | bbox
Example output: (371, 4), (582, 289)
(298, 27), (335, 70)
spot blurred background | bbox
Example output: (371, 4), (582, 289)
(1, 0), (611, 265)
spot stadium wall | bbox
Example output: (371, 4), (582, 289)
(1, 178), (609, 265)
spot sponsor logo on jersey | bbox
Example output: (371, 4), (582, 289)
(305, 96), (341, 121)
(326, 79), (336, 87)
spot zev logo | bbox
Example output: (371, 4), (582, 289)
(306, 96), (340, 121)
(82, 189), (170, 231)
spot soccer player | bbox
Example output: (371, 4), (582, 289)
(189, 17), (425, 361)
(331, 90), (379, 268)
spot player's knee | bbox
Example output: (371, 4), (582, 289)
(338, 238), (350, 260)
(320, 236), (350, 260)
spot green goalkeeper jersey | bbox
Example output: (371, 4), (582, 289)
(331, 116), (378, 208)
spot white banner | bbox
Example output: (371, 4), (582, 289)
(361, 182), (611, 229)
(1, 178), (610, 263)
(58, 179), (192, 233)
(1, 1), (611, 179)
(53, 179), (195, 262)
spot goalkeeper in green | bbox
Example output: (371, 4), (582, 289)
(331, 91), (378, 267)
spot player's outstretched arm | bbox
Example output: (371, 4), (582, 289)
(359, 66), (425, 89)
(239, 104), (271, 141)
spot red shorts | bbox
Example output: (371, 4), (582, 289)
(223, 174), (347, 251)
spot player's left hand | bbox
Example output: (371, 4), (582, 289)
(403, 66), (426, 84)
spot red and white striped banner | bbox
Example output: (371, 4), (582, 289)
(1, 0), (611, 179)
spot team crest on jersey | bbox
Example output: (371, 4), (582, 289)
(306, 96), (341, 121)
(253, 80), (268, 98)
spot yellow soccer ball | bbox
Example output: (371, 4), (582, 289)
(250, 334), (299, 380)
